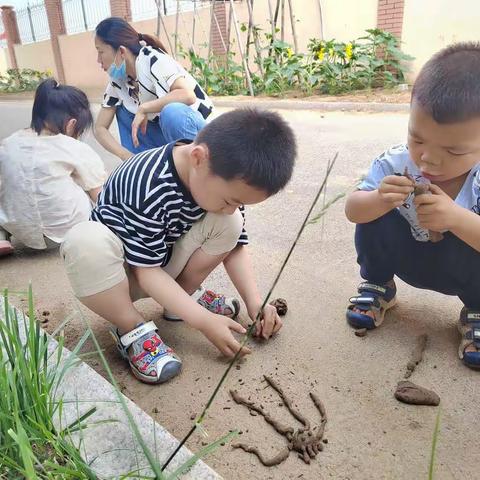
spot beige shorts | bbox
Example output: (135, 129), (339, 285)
(61, 210), (243, 299)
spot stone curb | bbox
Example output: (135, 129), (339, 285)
(0, 297), (222, 480)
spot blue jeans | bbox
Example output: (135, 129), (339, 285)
(355, 209), (480, 309)
(116, 102), (206, 154)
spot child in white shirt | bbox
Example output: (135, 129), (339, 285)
(0, 78), (106, 256)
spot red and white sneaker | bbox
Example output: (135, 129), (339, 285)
(164, 286), (240, 321)
(110, 321), (182, 384)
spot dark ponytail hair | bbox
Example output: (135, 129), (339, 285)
(95, 17), (167, 56)
(31, 78), (93, 137)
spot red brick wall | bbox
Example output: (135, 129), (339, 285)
(110, 0), (132, 22)
(210, 2), (228, 57)
(1, 6), (20, 69)
(377, 0), (404, 39)
(45, 0), (66, 82)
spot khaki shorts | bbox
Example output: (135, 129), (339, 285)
(61, 210), (243, 299)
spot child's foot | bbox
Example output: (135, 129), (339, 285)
(458, 307), (480, 370)
(164, 286), (240, 321)
(346, 280), (397, 329)
(0, 240), (14, 257)
(111, 321), (182, 384)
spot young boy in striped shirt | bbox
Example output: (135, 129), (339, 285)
(62, 109), (297, 384)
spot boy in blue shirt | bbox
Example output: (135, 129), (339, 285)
(345, 43), (480, 369)
(62, 108), (296, 383)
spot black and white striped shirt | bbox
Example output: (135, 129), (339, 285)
(91, 141), (248, 267)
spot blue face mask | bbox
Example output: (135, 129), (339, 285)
(108, 51), (127, 81)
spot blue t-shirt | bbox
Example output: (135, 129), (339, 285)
(359, 143), (480, 241)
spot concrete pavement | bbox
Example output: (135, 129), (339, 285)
(0, 101), (477, 479)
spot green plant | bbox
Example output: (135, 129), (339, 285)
(0, 287), (96, 478)
(428, 410), (441, 480)
(0, 287), (237, 479)
(179, 27), (414, 97)
(256, 38), (311, 95)
(180, 46), (248, 96)
(0, 68), (50, 93)
(308, 29), (414, 94)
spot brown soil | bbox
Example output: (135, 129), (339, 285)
(216, 87), (411, 104)
(404, 334), (428, 379)
(269, 298), (288, 316)
(354, 328), (368, 337)
(394, 381), (440, 406)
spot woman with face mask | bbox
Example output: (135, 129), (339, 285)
(94, 17), (213, 160)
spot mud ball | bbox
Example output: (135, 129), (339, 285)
(394, 381), (440, 406)
(270, 298), (288, 316)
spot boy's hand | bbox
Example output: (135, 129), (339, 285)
(414, 184), (460, 232)
(199, 313), (251, 358)
(248, 302), (283, 339)
(378, 175), (414, 207)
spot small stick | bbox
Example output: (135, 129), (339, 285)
(287, 0), (299, 53)
(229, 0), (254, 96)
(174, 0), (180, 58)
(405, 334), (428, 379)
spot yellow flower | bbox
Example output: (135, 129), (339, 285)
(345, 43), (353, 60)
(316, 48), (325, 61)
(286, 48), (293, 58)
(207, 86), (212, 94)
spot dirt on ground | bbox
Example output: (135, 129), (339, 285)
(220, 87), (411, 104)
(1, 106), (478, 479)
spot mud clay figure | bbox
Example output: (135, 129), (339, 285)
(230, 375), (327, 466)
(269, 298), (288, 316)
(394, 380), (440, 406)
(403, 168), (444, 242)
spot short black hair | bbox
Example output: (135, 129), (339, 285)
(412, 42), (480, 123)
(31, 78), (93, 137)
(195, 108), (296, 195)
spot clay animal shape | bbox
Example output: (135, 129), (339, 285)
(230, 375), (327, 466)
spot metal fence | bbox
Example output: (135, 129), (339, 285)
(16, 1), (50, 44)
(0, 18), (7, 49)
(62, 0), (111, 35)
(11, 0), (212, 47)
(131, 0), (204, 22)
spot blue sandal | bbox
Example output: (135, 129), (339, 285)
(346, 282), (397, 330)
(458, 308), (480, 370)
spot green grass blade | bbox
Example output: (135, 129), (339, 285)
(428, 409), (441, 480)
(166, 430), (238, 479)
(8, 424), (37, 479)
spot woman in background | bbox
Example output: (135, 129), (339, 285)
(94, 17), (213, 160)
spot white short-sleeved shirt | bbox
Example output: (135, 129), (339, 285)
(360, 143), (480, 241)
(0, 130), (106, 249)
(102, 45), (213, 121)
